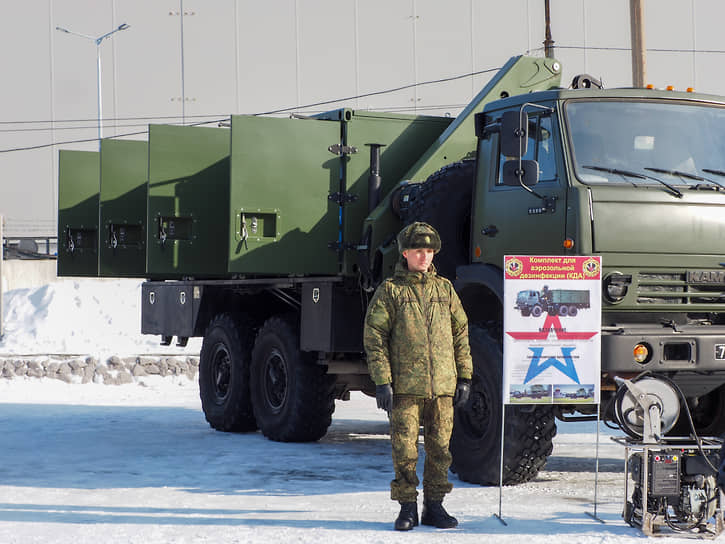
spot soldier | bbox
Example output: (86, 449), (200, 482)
(363, 221), (473, 531)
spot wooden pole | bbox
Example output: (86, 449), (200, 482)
(630, 0), (647, 87)
(544, 0), (555, 59)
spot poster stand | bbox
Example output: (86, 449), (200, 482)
(585, 405), (606, 524)
(494, 406), (508, 526)
(496, 255), (603, 528)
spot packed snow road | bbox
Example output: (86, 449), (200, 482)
(0, 377), (706, 543)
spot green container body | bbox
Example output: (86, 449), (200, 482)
(99, 139), (148, 277)
(228, 111), (451, 275)
(147, 124), (230, 278)
(57, 149), (100, 277)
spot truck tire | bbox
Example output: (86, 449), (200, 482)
(671, 384), (725, 436)
(531, 305), (543, 318)
(199, 313), (257, 432)
(405, 160), (475, 280)
(450, 326), (557, 485)
(568, 306), (578, 317)
(250, 315), (335, 442)
(558, 305), (568, 316)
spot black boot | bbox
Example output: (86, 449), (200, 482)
(394, 502), (419, 531)
(421, 500), (458, 528)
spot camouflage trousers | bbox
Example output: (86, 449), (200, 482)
(389, 395), (454, 503)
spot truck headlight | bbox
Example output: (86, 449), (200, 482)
(603, 273), (632, 303)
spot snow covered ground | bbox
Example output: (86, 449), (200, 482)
(0, 279), (719, 542)
(0, 279), (202, 359)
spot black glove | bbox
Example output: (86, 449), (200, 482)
(376, 383), (393, 413)
(453, 379), (471, 408)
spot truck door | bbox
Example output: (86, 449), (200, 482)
(473, 111), (567, 267)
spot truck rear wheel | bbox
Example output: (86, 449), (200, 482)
(250, 315), (335, 442)
(199, 313), (257, 432)
(405, 160), (475, 280)
(450, 326), (556, 485)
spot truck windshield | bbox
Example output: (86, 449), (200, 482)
(566, 99), (725, 188)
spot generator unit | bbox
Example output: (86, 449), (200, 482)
(614, 375), (724, 537)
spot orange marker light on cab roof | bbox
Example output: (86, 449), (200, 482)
(563, 238), (574, 249)
(686, 87), (695, 93)
(666, 85), (675, 91)
(646, 84), (655, 89)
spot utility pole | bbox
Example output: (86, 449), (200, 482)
(544, 0), (555, 59)
(630, 0), (647, 87)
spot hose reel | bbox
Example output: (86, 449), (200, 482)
(613, 375), (681, 443)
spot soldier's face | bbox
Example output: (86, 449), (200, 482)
(403, 248), (435, 272)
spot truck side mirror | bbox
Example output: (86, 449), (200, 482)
(503, 160), (539, 187)
(501, 110), (528, 158)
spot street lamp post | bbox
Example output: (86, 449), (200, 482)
(56, 23), (130, 149)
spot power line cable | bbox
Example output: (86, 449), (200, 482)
(0, 66), (501, 152)
(529, 45), (725, 54)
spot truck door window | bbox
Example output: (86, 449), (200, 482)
(497, 114), (557, 186)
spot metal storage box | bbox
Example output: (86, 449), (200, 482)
(57, 150), (100, 277)
(228, 110), (451, 275)
(146, 124), (230, 278)
(99, 139), (148, 277)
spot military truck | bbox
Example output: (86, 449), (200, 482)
(515, 287), (590, 317)
(58, 54), (725, 486)
(528, 384), (548, 399)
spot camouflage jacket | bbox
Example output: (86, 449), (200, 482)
(363, 261), (473, 397)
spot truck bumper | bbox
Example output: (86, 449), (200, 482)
(602, 324), (725, 372)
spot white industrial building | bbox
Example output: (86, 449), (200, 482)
(1, 0), (723, 238)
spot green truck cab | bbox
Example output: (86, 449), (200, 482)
(425, 84), (725, 484)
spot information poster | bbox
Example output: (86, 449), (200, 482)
(503, 256), (601, 405)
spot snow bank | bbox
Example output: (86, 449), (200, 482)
(0, 279), (202, 381)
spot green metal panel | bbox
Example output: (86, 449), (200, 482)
(228, 115), (341, 275)
(147, 124), (230, 278)
(99, 139), (148, 277)
(57, 150), (100, 277)
(342, 111), (452, 275)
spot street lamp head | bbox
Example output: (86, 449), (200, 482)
(56, 26), (70, 34)
(117, 23), (130, 31)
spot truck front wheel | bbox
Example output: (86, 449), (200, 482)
(199, 313), (257, 432)
(250, 315), (335, 442)
(450, 326), (557, 485)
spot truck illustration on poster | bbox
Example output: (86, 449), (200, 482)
(503, 256), (601, 405)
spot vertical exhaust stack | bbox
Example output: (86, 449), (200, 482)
(366, 143), (386, 213)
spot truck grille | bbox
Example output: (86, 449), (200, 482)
(637, 272), (725, 305)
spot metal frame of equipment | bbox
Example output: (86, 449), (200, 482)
(612, 374), (725, 538)
(616, 437), (724, 538)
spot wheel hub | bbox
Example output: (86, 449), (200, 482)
(263, 348), (288, 410)
(461, 386), (493, 439)
(211, 343), (231, 402)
